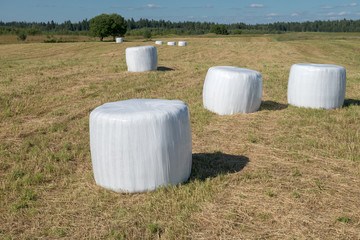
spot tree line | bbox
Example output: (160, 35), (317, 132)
(1, 16), (360, 38)
(0, 19), (90, 35)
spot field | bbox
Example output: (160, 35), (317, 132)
(0, 33), (360, 239)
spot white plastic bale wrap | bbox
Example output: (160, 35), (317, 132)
(90, 99), (192, 193)
(203, 66), (263, 115)
(126, 46), (158, 72)
(116, 37), (123, 43)
(178, 41), (187, 46)
(287, 63), (346, 109)
(155, 41), (164, 45)
(167, 41), (176, 46)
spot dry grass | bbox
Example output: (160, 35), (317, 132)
(0, 33), (360, 239)
(0, 34), (95, 44)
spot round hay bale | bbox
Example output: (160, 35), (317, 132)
(155, 40), (164, 45)
(116, 37), (123, 43)
(125, 45), (157, 72)
(167, 41), (176, 46)
(203, 66), (263, 115)
(90, 99), (192, 193)
(178, 41), (187, 46)
(287, 63), (346, 109)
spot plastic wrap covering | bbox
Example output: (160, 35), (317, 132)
(203, 66), (263, 115)
(287, 63), (346, 109)
(155, 41), (164, 45)
(167, 41), (176, 46)
(90, 99), (192, 193)
(126, 46), (158, 72)
(178, 41), (187, 46)
(116, 37), (123, 43)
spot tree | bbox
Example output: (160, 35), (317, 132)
(63, 20), (74, 31)
(17, 30), (27, 41)
(108, 14), (127, 41)
(128, 18), (136, 30)
(90, 14), (111, 41)
(210, 24), (228, 35)
(143, 28), (152, 40)
(90, 14), (127, 41)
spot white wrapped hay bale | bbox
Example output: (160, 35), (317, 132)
(167, 41), (176, 46)
(155, 40), (164, 45)
(116, 37), (123, 43)
(90, 99), (192, 193)
(126, 46), (158, 72)
(178, 41), (187, 46)
(203, 66), (263, 115)
(287, 63), (346, 109)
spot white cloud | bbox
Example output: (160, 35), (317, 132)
(203, 4), (213, 8)
(250, 4), (264, 8)
(291, 13), (299, 17)
(267, 13), (279, 17)
(322, 3), (357, 9)
(321, 6), (334, 9)
(184, 4), (213, 9)
(342, 3), (358, 7)
(339, 11), (350, 15)
(143, 4), (162, 9)
(327, 11), (351, 16)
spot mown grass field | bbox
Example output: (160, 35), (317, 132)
(0, 33), (359, 239)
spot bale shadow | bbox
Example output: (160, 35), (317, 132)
(343, 98), (360, 107)
(190, 152), (249, 181)
(157, 66), (175, 71)
(259, 100), (288, 111)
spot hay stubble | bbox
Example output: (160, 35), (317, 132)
(0, 35), (359, 239)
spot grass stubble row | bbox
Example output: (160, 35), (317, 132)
(0, 34), (359, 239)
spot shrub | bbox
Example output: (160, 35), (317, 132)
(143, 29), (152, 39)
(17, 31), (27, 41)
(210, 24), (228, 35)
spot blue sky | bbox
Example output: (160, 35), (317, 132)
(1, 0), (360, 24)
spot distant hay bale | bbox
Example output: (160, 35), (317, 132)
(167, 41), (176, 46)
(178, 41), (187, 46)
(125, 45), (158, 72)
(203, 66), (263, 115)
(155, 41), (164, 45)
(116, 37), (123, 43)
(90, 99), (192, 193)
(287, 63), (346, 109)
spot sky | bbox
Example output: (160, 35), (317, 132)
(1, 0), (360, 24)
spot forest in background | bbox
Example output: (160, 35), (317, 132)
(1, 18), (360, 37)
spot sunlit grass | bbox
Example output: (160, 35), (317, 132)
(0, 33), (359, 239)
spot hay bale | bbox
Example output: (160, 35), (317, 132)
(167, 41), (176, 46)
(203, 66), (263, 115)
(287, 63), (346, 109)
(116, 37), (123, 43)
(125, 45), (157, 72)
(178, 41), (187, 46)
(155, 40), (164, 45)
(90, 99), (192, 193)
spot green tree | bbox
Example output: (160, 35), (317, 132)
(90, 14), (127, 41)
(89, 14), (110, 41)
(17, 31), (27, 41)
(143, 28), (152, 40)
(108, 14), (127, 41)
(210, 24), (228, 35)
